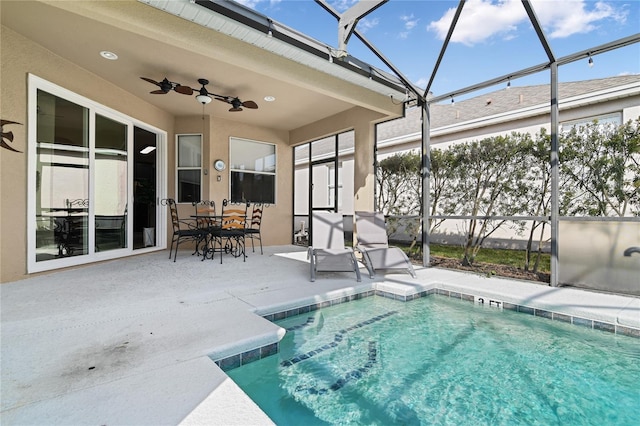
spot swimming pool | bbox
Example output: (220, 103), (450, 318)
(228, 296), (640, 425)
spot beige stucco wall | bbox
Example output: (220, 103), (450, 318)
(173, 115), (292, 246)
(1, 25), (304, 282)
(0, 26), (175, 282)
(1, 24), (297, 282)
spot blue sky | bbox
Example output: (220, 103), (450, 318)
(236, 0), (639, 99)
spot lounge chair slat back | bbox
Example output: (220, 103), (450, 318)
(355, 211), (416, 279)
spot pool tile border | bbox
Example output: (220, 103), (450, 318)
(435, 288), (640, 338)
(213, 285), (639, 371)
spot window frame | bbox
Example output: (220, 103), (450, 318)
(175, 133), (203, 204)
(229, 137), (277, 204)
(27, 74), (168, 273)
(560, 112), (622, 133)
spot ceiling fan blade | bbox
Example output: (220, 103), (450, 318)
(229, 107), (243, 112)
(174, 85), (193, 95)
(241, 100), (258, 109)
(150, 89), (168, 94)
(140, 76), (160, 86)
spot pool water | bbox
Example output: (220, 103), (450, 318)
(228, 296), (640, 425)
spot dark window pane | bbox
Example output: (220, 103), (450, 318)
(230, 172), (275, 203)
(178, 169), (200, 203)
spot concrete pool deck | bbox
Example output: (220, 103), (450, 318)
(1, 245), (638, 425)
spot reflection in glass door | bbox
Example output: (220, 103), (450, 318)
(95, 114), (128, 252)
(35, 90), (89, 261)
(134, 127), (157, 249)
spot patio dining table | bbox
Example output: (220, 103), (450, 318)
(190, 213), (221, 261)
(190, 214), (246, 262)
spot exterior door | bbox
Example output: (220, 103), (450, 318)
(29, 76), (165, 273)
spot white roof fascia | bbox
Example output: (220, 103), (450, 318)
(138, 0), (407, 99)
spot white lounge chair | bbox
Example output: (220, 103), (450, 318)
(308, 211), (361, 282)
(355, 211), (416, 279)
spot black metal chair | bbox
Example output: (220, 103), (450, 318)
(165, 198), (202, 262)
(192, 200), (220, 260)
(192, 200), (218, 229)
(245, 203), (263, 254)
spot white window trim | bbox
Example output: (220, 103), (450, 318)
(560, 112), (622, 133)
(175, 133), (203, 204)
(229, 137), (277, 204)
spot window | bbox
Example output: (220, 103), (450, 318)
(176, 134), (202, 203)
(560, 113), (622, 133)
(229, 137), (276, 203)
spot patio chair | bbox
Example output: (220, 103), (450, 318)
(193, 200), (218, 229)
(245, 203), (263, 254)
(354, 211), (416, 279)
(211, 200), (249, 263)
(308, 211), (361, 282)
(166, 198), (203, 262)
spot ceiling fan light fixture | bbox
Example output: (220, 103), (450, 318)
(196, 93), (212, 104)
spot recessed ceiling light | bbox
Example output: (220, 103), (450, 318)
(264, 96), (276, 102)
(100, 51), (118, 60)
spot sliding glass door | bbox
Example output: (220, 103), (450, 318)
(95, 114), (128, 252)
(29, 75), (165, 272)
(133, 127), (157, 250)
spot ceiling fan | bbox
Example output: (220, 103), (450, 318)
(194, 78), (258, 112)
(140, 77), (193, 95)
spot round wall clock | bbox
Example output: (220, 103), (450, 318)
(213, 159), (226, 171)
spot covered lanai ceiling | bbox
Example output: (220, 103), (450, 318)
(1, 0), (407, 131)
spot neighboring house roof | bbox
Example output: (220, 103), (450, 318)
(294, 75), (640, 164)
(377, 75), (640, 143)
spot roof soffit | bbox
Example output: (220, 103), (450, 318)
(2, 0), (403, 129)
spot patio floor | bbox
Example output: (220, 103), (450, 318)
(1, 245), (638, 425)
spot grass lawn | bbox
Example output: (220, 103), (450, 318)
(399, 242), (551, 277)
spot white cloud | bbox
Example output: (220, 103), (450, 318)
(358, 17), (380, 33)
(414, 77), (429, 90)
(398, 13), (419, 39)
(427, 0), (524, 46)
(427, 0), (628, 46)
(401, 14), (419, 30)
(235, 0), (282, 9)
(330, 0), (359, 13)
(234, 0), (260, 8)
(530, 0), (627, 38)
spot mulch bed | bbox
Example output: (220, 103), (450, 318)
(411, 254), (551, 284)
